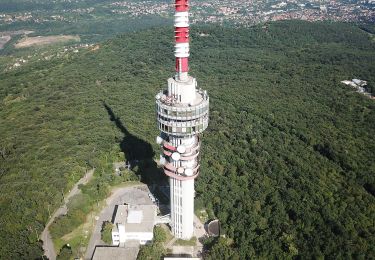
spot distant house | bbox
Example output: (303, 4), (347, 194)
(352, 79), (368, 87)
(112, 204), (156, 246)
(341, 80), (357, 87)
(341, 79), (368, 89)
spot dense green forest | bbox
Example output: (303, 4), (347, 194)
(0, 21), (374, 259)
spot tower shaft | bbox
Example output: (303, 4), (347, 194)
(156, 0), (209, 239)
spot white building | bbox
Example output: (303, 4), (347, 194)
(111, 204), (156, 246)
(352, 78), (368, 87)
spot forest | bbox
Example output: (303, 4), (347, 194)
(0, 20), (374, 259)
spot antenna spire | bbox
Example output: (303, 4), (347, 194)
(174, 0), (190, 81)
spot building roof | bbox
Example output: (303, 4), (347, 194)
(113, 204), (156, 233)
(127, 210), (143, 223)
(92, 246), (139, 260)
(207, 219), (220, 237)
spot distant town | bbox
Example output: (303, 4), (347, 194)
(0, 0), (374, 28)
(191, 0), (375, 25)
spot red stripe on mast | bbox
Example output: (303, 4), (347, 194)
(175, 0), (189, 12)
(175, 27), (189, 43)
(176, 57), (189, 73)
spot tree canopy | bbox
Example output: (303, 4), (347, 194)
(0, 20), (374, 258)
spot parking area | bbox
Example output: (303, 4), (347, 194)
(84, 185), (153, 260)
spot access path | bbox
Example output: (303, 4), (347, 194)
(41, 169), (95, 260)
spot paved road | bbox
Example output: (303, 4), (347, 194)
(193, 215), (206, 257)
(84, 185), (153, 260)
(164, 214), (206, 257)
(41, 169), (95, 260)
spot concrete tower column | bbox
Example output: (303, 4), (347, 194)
(155, 0), (209, 240)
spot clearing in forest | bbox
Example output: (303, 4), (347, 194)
(15, 35), (80, 48)
(0, 36), (11, 50)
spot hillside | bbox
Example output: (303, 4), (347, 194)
(0, 21), (374, 259)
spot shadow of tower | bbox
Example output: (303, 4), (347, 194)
(103, 102), (164, 185)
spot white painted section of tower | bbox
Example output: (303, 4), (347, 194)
(174, 42), (190, 58)
(174, 12), (189, 27)
(167, 77), (196, 104)
(169, 134), (196, 239)
(157, 74), (208, 239)
(169, 169), (195, 239)
(177, 71), (189, 82)
(167, 77), (200, 239)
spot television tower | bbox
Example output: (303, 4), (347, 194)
(155, 0), (209, 239)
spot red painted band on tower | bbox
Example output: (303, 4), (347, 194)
(175, 27), (189, 43)
(175, 0), (189, 12)
(176, 57), (189, 72)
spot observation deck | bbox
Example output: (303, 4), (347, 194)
(155, 88), (209, 136)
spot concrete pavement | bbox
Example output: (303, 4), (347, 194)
(84, 185), (153, 260)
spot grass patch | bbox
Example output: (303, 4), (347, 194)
(160, 224), (173, 244)
(101, 221), (113, 245)
(195, 209), (209, 224)
(111, 181), (143, 189)
(174, 237), (197, 246)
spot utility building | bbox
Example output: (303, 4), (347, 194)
(155, 0), (209, 239)
(111, 204), (156, 246)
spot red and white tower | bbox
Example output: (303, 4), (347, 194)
(155, 0), (209, 239)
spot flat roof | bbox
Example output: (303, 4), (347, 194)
(127, 210), (142, 223)
(114, 204), (156, 233)
(92, 246), (139, 260)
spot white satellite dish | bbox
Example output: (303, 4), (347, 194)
(171, 152), (181, 161)
(177, 167), (185, 174)
(159, 156), (166, 165)
(155, 94), (161, 100)
(156, 136), (163, 145)
(186, 161), (194, 168)
(185, 168), (193, 176)
(177, 145), (186, 154)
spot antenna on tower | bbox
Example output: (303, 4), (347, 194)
(174, 0), (190, 81)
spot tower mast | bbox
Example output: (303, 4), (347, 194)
(155, 0), (209, 239)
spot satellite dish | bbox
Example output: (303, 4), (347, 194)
(177, 145), (186, 154)
(186, 161), (194, 168)
(177, 167), (185, 174)
(185, 168), (193, 176)
(159, 157), (166, 165)
(155, 94), (161, 100)
(171, 152), (181, 161)
(156, 136), (163, 145)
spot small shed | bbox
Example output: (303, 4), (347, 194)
(207, 219), (220, 237)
